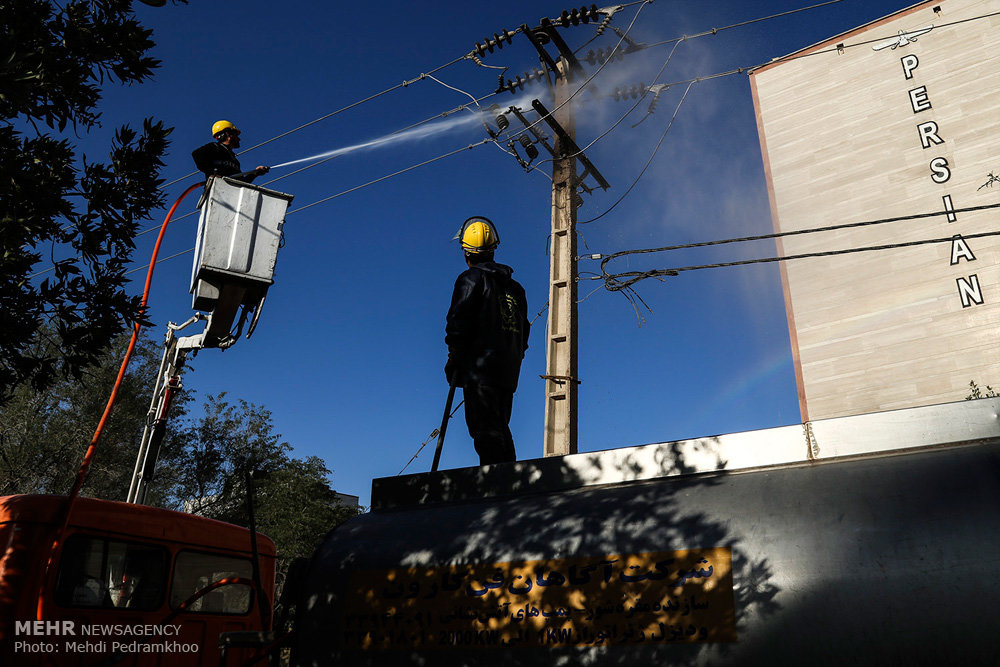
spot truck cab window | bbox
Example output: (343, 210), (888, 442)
(170, 550), (253, 615)
(54, 535), (168, 611)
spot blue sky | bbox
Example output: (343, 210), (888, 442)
(81, 0), (915, 505)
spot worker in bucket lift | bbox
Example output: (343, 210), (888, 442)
(191, 120), (270, 183)
(445, 217), (530, 465)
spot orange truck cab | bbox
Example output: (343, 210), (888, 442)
(0, 494), (276, 666)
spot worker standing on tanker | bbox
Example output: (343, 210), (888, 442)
(191, 120), (270, 183)
(445, 217), (530, 465)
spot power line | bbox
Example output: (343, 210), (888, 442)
(32, 95), (509, 280)
(522, 0), (852, 216)
(40, 90), (509, 268)
(564, 3), (1000, 226)
(157, 53), (474, 192)
(599, 229), (1000, 289)
(586, 202), (1000, 264)
(751, 8), (1000, 69)
(45, 95), (510, 280)
(124, 138), (493, 276)
(506, 0), (655, 144)
(589, 203), (1000, 291)
(286, 139), (490, 216)
(645, 0), (847, 50)
(41, 3), (1000, 282)
(124, 248), (193, 276)
(535, 38), (686, 173)
(541, 0), (852, 170)
(35, 0), (799, 280)
(398, 397), (465, 476)
(579, 80), (697, 225)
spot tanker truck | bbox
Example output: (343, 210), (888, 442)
(286, 397), (1000, 666)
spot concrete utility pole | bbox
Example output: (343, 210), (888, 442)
(510, 17), (609, 458)
(543, 58), (579, 457)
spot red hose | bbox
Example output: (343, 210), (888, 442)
(36, 181), (205, 622)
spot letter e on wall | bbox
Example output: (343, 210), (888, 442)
(909, 86), (932, 113)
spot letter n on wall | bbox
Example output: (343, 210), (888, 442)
(957, 275), (985, 308)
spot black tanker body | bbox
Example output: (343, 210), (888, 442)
(291, 398), (1000, 666)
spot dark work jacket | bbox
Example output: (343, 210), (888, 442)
(446, 261), (530, 390)
(191, 141), (259, 183)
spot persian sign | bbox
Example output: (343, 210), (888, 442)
(342, 547), (735, 649)
(749, 0), (1000, 421)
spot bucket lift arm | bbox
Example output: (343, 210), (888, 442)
(127, 178), (293, 505)
(126, 316), (207, 505)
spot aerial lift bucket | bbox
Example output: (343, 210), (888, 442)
(190, 176), (294, 347)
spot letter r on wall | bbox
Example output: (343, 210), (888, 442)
(917, 121), (943, 149)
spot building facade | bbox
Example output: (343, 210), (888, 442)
(750, 0), (1000, 420)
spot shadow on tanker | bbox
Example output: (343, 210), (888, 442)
(290, 436), (781, 666)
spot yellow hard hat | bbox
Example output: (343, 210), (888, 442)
(456, 216), (499, 253)
(212, 120), (238, 138)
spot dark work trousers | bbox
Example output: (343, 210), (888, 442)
(463, 384), (516, 465)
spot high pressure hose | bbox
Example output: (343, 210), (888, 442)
(35, 181), (205, 622)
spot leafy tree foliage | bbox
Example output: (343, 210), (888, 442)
(0, 0), (178, 403)
(1, 331), (359, 582)
(255, 457), (361, 571)
(167, 393), (292, 520)
(0, 329), (186, 500)
(166, 394), (362, 577)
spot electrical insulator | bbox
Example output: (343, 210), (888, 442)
(594, 4), (618, 34)
(507, 139), (523, 165)
(611, 83), (647, 101)
(646, 84), (667, 114)
(595, 14), (613, 36)
(501, 72), (524, 94)
(574, 193), (584, 208)
(584, 47), (625, 66)
(474, 28), (515, 57)
(519, 134), (539, 161)
(483, 104), (514, 138)
(556, 6), (597, 27)
(496, 67), (548, 95)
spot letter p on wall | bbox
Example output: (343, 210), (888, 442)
(901, 54), (919, 79)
